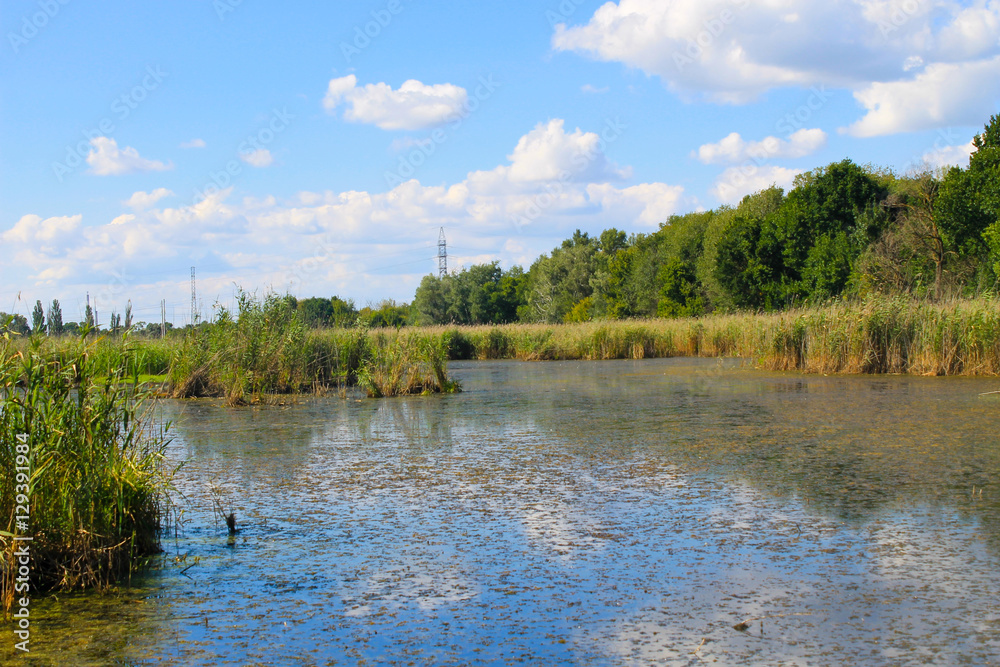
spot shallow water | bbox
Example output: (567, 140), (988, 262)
(8, 358), (1000, 665)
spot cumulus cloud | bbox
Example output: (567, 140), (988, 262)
(4, 120), (692, 308)
(695, 129), (827, 165)
(240, 149), (274, 168)
(553, 0), (1000, 130)
(124, 188), (174, 210)
(323, 75), (468, 130)
(467, 119), (630, 190)
(86, 137), (171, 175)
(711, 165), (801, 205)
(918, 140), (976, 170)
(180, 138), (206, 149)
(845, 57), (1000, 137)
(2, 214), (82, 245)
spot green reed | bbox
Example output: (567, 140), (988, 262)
(0, 331), (171, 613)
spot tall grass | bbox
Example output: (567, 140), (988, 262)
(0, 331), (170, 612)
(168, 291), (459, 403)
(424, 296), (1000, 375)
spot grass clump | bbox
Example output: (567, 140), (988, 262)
(357, 332), (460, 398)
(0, 330), (170, 613)
(168, 291), (460, 403)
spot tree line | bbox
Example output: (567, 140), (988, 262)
(412, 115), (1000, 325)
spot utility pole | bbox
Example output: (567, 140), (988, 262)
(190, 266), (197, 326)
(438, 227), (447, 278)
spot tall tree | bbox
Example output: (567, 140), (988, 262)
(32, 300), (45, 334)
(47, 299), (64, 336)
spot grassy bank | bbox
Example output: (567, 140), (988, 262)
(0, 333), (170, 613)
(428, 296), (1000, 375)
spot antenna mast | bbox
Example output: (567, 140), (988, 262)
(438, 227), (447, 278)
(190, 267), (197, 325)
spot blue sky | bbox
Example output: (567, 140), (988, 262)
(2, 0), (998, 326)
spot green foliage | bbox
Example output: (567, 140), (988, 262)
(0, 332), (170, 601)
(297, 296), (358, 328)
(657, 258), (704, 317)
(31, 300), (45, 335)
(0, 314), (29, 336)
(564, 297), (594, 323)
(414, 262), (525, 325)
(47, 299), (63, 336)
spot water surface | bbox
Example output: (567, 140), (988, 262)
(10, 359), (1000, 665)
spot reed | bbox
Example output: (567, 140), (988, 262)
(0, 332), (170, 611)
(405, 296), (1000, 376)
(167, 292), (459, 402)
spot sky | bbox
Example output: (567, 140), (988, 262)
(1, 0), (998, 327)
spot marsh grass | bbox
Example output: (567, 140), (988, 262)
(417, 296), (1000, 375)
(0, 331), (170, 613)
(167, 292), (459, 403)
(357, 331), (459, 398)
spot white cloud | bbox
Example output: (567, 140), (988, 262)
(845, 57), (1000, 137)
(711, 165), (801, 205)
(323, 75), (468, 130)
(86, 137), (171, 176)
(180, 138), (206, 149)
(581, 84), (609, 94)
(552, 0), (1000, 130)
(2, 214), (81, 245)
(918, 140), (976, 170)
(695, 129), (827, 165)
(124, 188), (173, 210)
(467, 119), (630, 190)
(3, 120), (692, 308)
(240, 149), (274, 168)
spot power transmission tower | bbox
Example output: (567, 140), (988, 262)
(190, 267), (198, 325)
(438, 227), (447, 278)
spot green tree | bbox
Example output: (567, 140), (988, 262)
(414, 275), (450, 325)
(657, 258), (704, 317)
(1, 313), (30, 335)
(32, 300), (45, 334)
(47, 299), (63, 336)
(298, 297), (335, 327)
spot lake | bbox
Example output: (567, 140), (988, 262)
(11, 358), (1000, 665)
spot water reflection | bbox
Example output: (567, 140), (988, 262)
(10, 358), (1000, 665)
